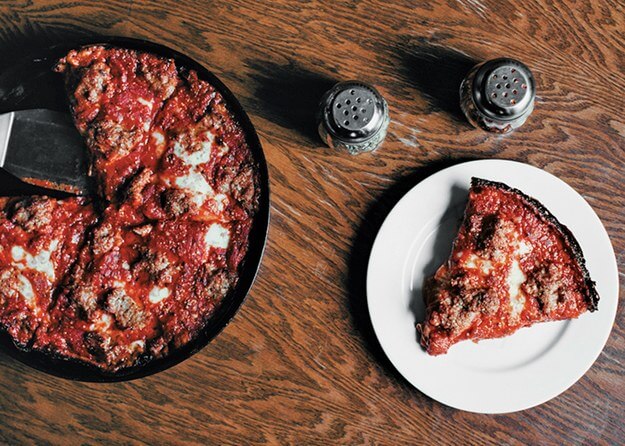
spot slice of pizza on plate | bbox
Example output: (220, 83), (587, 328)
(417, 178), (599, 355)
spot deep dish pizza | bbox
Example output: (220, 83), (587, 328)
(0, 46), (260, 372)
(417, 178), (599, 355)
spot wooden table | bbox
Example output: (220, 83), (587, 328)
(0, 1), (623, 444)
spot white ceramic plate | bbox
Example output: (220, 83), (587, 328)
(367, 159), (618, 413)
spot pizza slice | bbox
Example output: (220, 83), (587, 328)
(417, 178), (599, 355)
(56, 46), (259, 221)
(54, 46), (179, 200)
(0, 197), (96, 347)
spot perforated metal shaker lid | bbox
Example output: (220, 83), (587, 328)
(472, 58), (535, 121)
(322, 81), (388, 143)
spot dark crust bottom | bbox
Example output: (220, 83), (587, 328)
(471, 177), (600, 311)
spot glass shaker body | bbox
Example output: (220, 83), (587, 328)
(317, 81), (389, 154)
(460, 58), (535, 134)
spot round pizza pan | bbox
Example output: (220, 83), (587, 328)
(0, 36), (270, 381)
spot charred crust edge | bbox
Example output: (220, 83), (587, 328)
(471, 177), (599, 311)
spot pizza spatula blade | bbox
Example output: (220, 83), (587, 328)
(0, 109), (93, 195)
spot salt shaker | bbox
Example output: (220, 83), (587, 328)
(317, 81), (390, 154)
(460, 58), (535, 133)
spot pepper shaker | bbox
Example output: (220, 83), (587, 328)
(317, 81), (390, 154)
(460, 58), (535, 133)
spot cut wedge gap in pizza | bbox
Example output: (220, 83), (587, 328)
(417, 178), (599, 355)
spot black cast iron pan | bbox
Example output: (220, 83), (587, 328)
(0, 36), (270, 381)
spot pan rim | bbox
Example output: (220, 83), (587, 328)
(0, 36), (270, 382)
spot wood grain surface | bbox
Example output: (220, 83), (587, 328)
(0, 0), (623, 444)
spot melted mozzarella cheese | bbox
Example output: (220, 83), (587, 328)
(175, 171), (215, 196)
(11, 240), (59, 281)
(542, 285), (560, 313)
(187, 192), (227, 214)
(0, 269), (36, 307)
(481, 262), (493, 274)
(189, 192), (206, 209)
(507, 260), (527, 319)
(463, 254), (493, 274)
(213, 194), (227, 212)
(507, 260), (525, 299)
(166, 131), (231, 215)
(29, 240), (58, 280)
(173, 134), (214, 166)
(510, 293), (526, 320)
(137, 97), (154, 110)
(11, 246), (25, 261)
(204, 223), (230, 249)
(113, 280), (128, 291)
(148, 286), (170, 304)
(516, 240), (532, 256)
(172, 170), (229, 213)
(17, 274), (35, 305)
(151, 130), (165, 145)
(89, 313), (113, 332)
